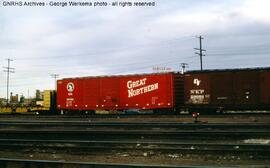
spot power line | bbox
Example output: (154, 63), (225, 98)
(207, 45), (270, 52)
(194, 35), (206, 71)
(207, 51), (270, 57)
(3, 58), (15, 104)
(14, 36), (193, 61)
(15, 54), (196, 75)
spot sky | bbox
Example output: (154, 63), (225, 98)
(0, 0), (270, 98)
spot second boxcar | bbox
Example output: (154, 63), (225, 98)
(184, 68), (270, 113)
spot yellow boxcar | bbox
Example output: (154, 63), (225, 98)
(43, 90), (52, 108)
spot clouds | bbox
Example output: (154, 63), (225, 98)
(239, 0), (270, 23)
(0, 0), (270, 97)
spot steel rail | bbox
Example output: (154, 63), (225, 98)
(0, 130), (269, 141)
(0, 158), (238, 168)
(0, 113), (270, 118)
(0, 129), (269, 134)
(0, 139), (269, 154)
(0, 121), (270, 128)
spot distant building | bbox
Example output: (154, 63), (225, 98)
(24, 98), (34, 106)
(10, 92), (19, 104)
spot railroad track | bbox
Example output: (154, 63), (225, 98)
(0, 129), (269, 141)
(1, 120), (270, 129)
(0, 140), (270, 168)
(0, 113), (270, 119)
(0, 158), (239, 168)
(0, 122), (269, 141)
(0, 120), (269, 166)
(0, 139), (269, 158)
(0, 126), (269, 160)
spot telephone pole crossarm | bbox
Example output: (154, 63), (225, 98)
(3, 58), (15, 105)
(194, 36), (206, 71)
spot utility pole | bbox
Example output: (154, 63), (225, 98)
(194, 36), (206, 71)
(51, 74), (59, 90)
(3, 58), (15, 105)
(180, 63), (188, 74)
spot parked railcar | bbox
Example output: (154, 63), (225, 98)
(54, 67), (270, 114)
(184, 68), (270, 113)
(57, 72), (184, 114)
(0, 90), (56, 114)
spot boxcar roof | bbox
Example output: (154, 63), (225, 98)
(60, 71), (182, 80)
(186, 67), (270, 74)
(59, 67), (270, 80)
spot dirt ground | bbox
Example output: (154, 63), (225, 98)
(0, 150), (269, 166)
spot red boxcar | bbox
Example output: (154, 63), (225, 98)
(184, 68), (270, 112)
(57, 73), (183, 113)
